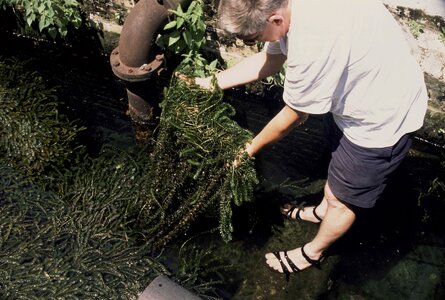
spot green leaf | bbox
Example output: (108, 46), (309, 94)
(176, 17), (184, 29)
(48, 27), (57, 39)
(182, 31), (192, 47)
(163, 20), (177, 30)
(38, 4), (45, 14)
(167, 31), (181, 46)
(187, 1), (196, 14)
(27, 13), (36, 27)
(38, 17), (46, 32)
(173, 40), (186, 53)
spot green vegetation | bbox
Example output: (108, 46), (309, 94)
(263, 64), (286, 88)
(0, 57), (84, 181)
(408, 19), (424, 39)
(439, 27), (445, 45)
(156, 0), (207, 56)
(0, 46), (258, 296)
(0, 0), (83, 39)
(143, 60), (258, 245)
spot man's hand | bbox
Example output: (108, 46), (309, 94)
(175, 72), (213, 90)
(232, 142), (253, 168)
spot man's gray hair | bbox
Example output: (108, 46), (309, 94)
(217, 0), (288, 37)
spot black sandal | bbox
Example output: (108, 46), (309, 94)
(269, 244), (324, 282)
(281, 201), (323, 223)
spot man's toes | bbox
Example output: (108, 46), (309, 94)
(280, 206), (293, 217)
(265, 252), (279, 261)
(265, 258), (279, 269)
(265, 254), (283, 272)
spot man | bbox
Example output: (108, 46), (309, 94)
(193, 0), (428, 278)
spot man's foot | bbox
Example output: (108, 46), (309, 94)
(281, 201), (323, 223)
(265, 244), (324, 281)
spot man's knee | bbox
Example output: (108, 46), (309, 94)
(324, 182), (349, 210)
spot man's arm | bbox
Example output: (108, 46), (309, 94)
(246, 105), (308, 157)
(197, 51), (286, 90)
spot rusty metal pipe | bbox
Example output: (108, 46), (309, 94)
(119, 1), (166, 68)
(111, 0), (167, 81)
(111, 0), (190, 82)
(110, 0), (191, 141)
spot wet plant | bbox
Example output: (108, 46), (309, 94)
(0, 46), (259, 298)
(0, 57), (84, 181)
(137, 58), (258, 248)
(0, 159), (165, 299)
(170, 235), (230, 299)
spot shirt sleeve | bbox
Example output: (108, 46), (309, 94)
(265, 41), (284, 55)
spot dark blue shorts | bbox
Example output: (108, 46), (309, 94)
(324, 114), (412, 208)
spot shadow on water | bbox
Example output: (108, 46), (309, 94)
(1, 30), (444, 299)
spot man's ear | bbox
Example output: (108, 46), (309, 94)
(268, 14), (284, 26)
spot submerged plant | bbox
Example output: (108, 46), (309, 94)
(0, 57), (84, 181)
(0, 40), (258, 297)
(0, 159), (165, 299)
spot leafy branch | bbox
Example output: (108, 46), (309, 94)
(156, 0), (206, 56)
(0, 0), (83, 39)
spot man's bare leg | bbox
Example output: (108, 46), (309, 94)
(266, 182), (356, 273)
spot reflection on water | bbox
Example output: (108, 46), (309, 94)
(1, 30), (444, 299)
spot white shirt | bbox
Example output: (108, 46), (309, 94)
(266, 0), (428, 148)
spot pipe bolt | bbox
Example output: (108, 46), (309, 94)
(113, 62), (120, 67)
(112, 50), (119, 55)
(128, 68), (134, 73)
(155, 54), (163, 61)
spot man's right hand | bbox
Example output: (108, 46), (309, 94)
(175, 72), (213, 90)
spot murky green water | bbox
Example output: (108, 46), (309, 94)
(1, 30), (444, 299)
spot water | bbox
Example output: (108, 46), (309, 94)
(1, 30), (444, 299)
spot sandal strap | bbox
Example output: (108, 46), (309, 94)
(301, 244), (322, 269)
(285, 201), (306, 220)
(283, 251), (301, 273)
(312, 205), (323, 222)
(272, 251), (291, 282)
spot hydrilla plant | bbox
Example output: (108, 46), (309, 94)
(0, 57), (84, 181)
(140, 59), (258, 245)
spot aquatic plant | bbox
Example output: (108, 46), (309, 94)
(0, 160), (161, 299)
(137, 59), (258, 247)
(0, 57), (84, 181)
(0, 39), (258, 297)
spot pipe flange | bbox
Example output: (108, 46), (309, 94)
(110, 47), (164, 82)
